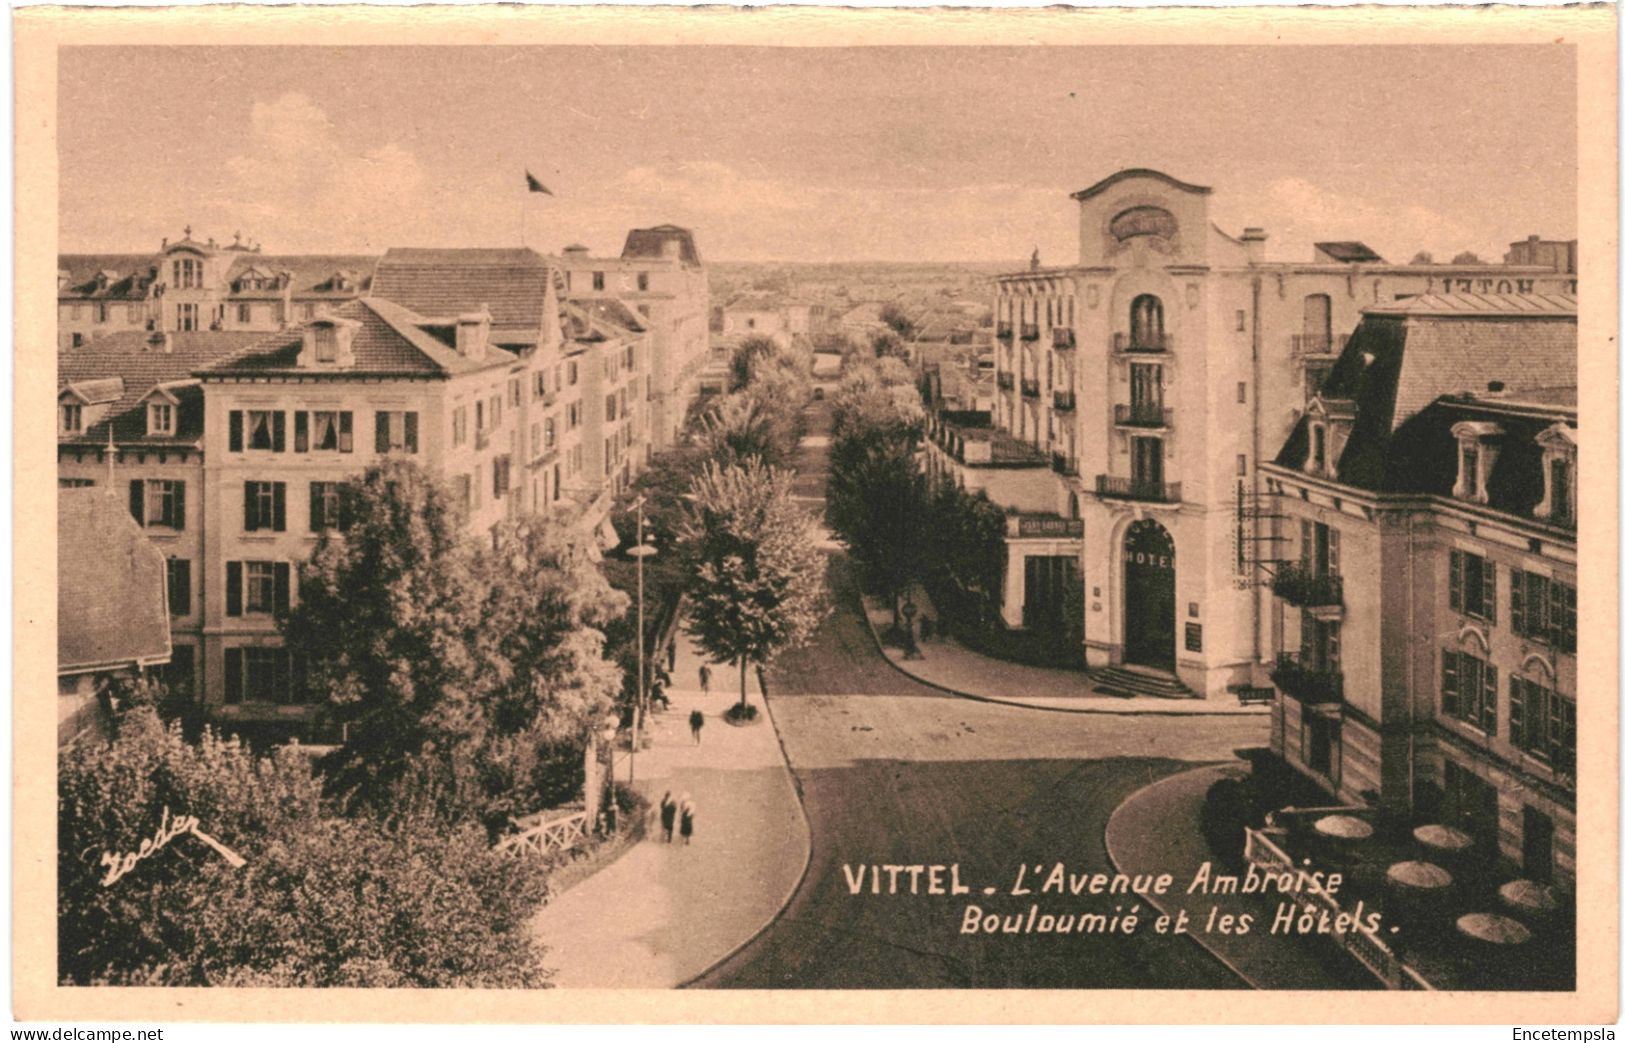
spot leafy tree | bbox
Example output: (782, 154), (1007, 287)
(871, 330), (904, 359)
(1450, 251), (1485, 265)
(922, 483), (1008, 631)
(695, 392), (795, 470)
(729, 335), (781, 392)
(880, 302), (917, 341)
(1409, 251), (1435, 265)
(681, 460), (829, 710)
(826, 438), (928, 626)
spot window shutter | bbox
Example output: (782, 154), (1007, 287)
(243, 483), (258, 532)
(1482, 663), (1498, 735)
(274, 562), (291, 616)
(376, 411), (390, 453)
(1483, 561), (1497, 624)
(1510, 570), (1525, 635)
(1299, 520), (1312, 570)
(168, 480), (185, 531)
(1327, 527), (1340, 576)
(224, 647), (244, 705)
(229, 410), (243, 452)
(128, 479), (145, 525)
(272, 411), (287, 452)
(339, 411), (353, 453)
(309, 482), (323, 531)
(273, 482), (286, 532)
(174, 559), (191, 616)
(405, 412), (418, 453)
(1299, 609), (1313, 659)
(1508, 678), (1526, 747)
(226, 561), (243, 616)
(1441, 651), (1459, 716)
(1449, 550), (1463, 611)
(295, 411), (309, 453)
(1327, 622), (1341, 670)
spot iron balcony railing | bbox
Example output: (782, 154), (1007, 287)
(1051, 452), (1079, 477)
(1095, 475), (1181, 504)
(1053, 390), (1076, 412)
(1021, 323), (1040, 341)
(1114, 402), (1171, 428)
(1052, 327), (1076, 349)
(1271, 562), (1344, 608)
(996, 322), (1014, 340)
(1270, 652), (1345, 704)
(1292, 333), (1351, 357)
(1021, 378), (1041, 398)
(1112, 331), (1172, 354)
(996, 372), (1015, 391)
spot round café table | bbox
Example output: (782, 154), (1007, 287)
(1413, 823), (1473, 855)
(1315, 814), (1375, 840)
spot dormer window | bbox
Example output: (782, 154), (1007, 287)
(299, 317), (359, 369)
(1534, 422), (1578, 526)
(1451, 421), (1502, 504)
(148, 402), (175, 436)
(1308, 422), (1327, 474)
(314, 326), (337, 363)
(60, 403), (83, 434)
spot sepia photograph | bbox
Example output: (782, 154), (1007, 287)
(14, 4), (1619, 1026)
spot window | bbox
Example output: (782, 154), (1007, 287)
(1441, 649), (1498, 735)
(223, 646), (301, 705)
(1299, 614), (1341, 673)
(533, 371), (548, 400)
(58, 478), (94, 488)
(1548, 456), (1573, 524)
(225, 560), (291, 616)
(1509, 676), (1576, 772)
(375, 411), (419, 454)
(313, 326), (338, 363)
(295, 410), (353, 453)
(1299, 519), (1340, 577)
(243, 481), (286, 532)
(637, 272), (650, 292)
(1236, 382), (1247, 404)
(309, 481), (349, 532)
(176, 303), (199, 332)
(491, 395), (503, 428)
(455, 474), (473, 514)
(60, 403), (82, 434)
(474, 464), (483, 509)
(545, 417), (557, 449)
(452, 406), (468, 447)
(229, 410), (286, 452)
(493, 455), (511, 498)
(567, 402), (581, 431)
(1302, 294), (1332, 352)
(157, 644), (195, 699)
(476, 399), (486, 432)
(1305, 363), (1333, 400)
(592, 271), (605, 291)
(1442, 760), (1500, 849)
(1308, 423), (1327, 473)
(1511, 570), (1575, 653)
(568, 361), (579, 386)
(147, 402), (175, 436)
(1235, 309), (1246, 332)
(1304, 713), (1339, 779)
(1449, 549), (1496, 623)
(167, 558), (191, 616)
(301, 303), (316, 320)
(237, 303), (252, 324)
(1129, 294), (1164, 350)
(1451, 422), (1501, 502)
(129, 478), (186, 529)
(1523, 807), (1555, 883)
(606, 395), (618, 421)
(95, 303), (110, 324)
(508, 378), (521, 408)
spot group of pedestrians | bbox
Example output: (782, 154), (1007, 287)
(659, 791), (696, 845)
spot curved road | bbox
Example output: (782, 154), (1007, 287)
(691, 401), (1267, 989)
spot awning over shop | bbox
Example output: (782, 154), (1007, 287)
(1313, 814), (1374, 841)
(1386, 860), (1452, 892)
(1499, 879), (1559, 917)
(1456, 912), (1532, 946)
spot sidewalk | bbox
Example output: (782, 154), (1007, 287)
(1104, 763), (1377, 990)
(859, 590), (1267, 717)
(528, 620), (810, 988)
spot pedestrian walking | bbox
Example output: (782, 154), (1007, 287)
(698, 663), (712, 695)
(679, 800), (696, 846)
(659, 790), (677, 843)
(666, 641), (677, 672)
(689, 709), (705, 745)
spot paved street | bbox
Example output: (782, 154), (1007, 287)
(691, 401), (1270, 989)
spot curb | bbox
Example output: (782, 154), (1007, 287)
(854, 590), (1267, 719)
(1102, 763), (1265, 990)
(676, 670), (815, 989)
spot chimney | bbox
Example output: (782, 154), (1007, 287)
(456, 306), (492, 360)
(1241, 227), (1268, 264)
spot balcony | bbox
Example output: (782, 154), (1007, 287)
(1269, 652), (1344, 705)
(1052, 327), (1076, 349)
(996, 322), (1014, 340)
(1114, 402), (1172, 428)
(1095, 475), (1181, 504)
(1020, 323), (1040, 341)
(1292, 333), (1350, 357)
(1052, 390), (1076, 412)
(1112, 332), (1172, 354)
(1271, 562), (1344, 609)
(996, 372), (1015, 392)
(1021, 378), (1041, 398)
(1051, 452), (1079, 477)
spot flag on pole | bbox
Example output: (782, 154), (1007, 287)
(525, 170), (553, 196)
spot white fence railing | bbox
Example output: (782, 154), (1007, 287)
(1244, 826), (1434, 991)
(495, 809), (591, 859)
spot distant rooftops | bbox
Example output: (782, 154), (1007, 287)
(1314, 241), (1385, 264)
(58, 489), (171, 675)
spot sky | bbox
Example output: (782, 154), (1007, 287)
(58, 45), (1577, 264)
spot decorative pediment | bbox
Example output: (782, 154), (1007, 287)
(1535, 422), (1577, 452)
(1451, 420), (1504, 441)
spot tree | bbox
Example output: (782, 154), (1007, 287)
(1409, 251), (1435, 265)
(880, 302), (916, 341)
(1450, 251), (1485, 265)
(871, 330), (904, 359)
(922, 483), (1008, 632)
(826, 439), (928, 626)
(729, 335), (780, 392)
(695, 392), (794, 470)
(681, 460), (829, 710)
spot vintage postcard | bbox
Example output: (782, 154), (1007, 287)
(13, 4), (1619, 1026)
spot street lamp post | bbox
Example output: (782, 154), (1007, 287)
(599, 714), (619, 833)
(626, 496), (659, 788)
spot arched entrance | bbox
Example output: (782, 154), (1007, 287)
(1122, 519), (1176, 671)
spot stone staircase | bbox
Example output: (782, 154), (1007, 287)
(1089, 665), (1195, 700)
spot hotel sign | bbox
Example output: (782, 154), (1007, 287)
(1110, 206), (1178, 243)
(1016, 515), (1084, 539)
